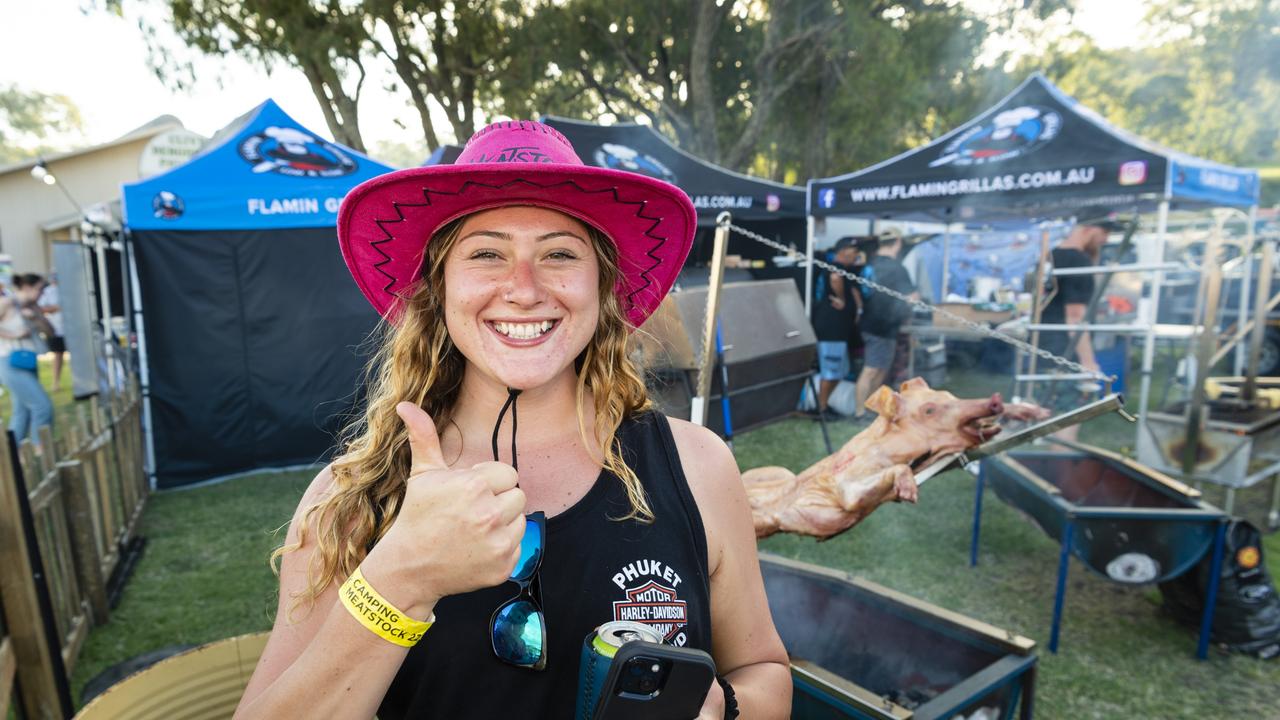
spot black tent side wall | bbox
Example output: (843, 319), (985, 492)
(237, 227), (378, 471)
(133, 228), (379, 488)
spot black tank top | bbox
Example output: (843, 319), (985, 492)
(377, 411), (712, 719)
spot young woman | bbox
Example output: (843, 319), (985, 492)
(236, 121), (791, 719)
(0, 274), (55, 446)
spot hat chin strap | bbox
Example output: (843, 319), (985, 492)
(491, 388), (522, 475)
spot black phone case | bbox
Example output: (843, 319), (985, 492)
(592, 641), (717, 720)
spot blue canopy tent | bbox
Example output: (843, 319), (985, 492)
(122, 100), (394, 488)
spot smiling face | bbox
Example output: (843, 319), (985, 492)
(442, 206), (602, 390)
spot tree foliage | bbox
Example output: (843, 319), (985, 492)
(164, 0), (370, 151)
(102, 0), (1276, 197)
(1027, 0), (1280, 169)
(0, 85), (85, 164)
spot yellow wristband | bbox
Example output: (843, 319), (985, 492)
(339, 567), (433, 647)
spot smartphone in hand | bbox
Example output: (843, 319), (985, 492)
(592, 641), (716, 720)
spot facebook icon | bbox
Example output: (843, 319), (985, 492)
(819, 188), (836, 209)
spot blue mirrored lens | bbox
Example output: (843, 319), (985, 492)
(510, 516), (543, 582)
(492, 600), (545, 667)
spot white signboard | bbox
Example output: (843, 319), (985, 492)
(138, 129), (206, 178)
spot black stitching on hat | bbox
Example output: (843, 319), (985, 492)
(364, 177), (670, 317)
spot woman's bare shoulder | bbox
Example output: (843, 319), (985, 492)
(664, 415), (738, 483)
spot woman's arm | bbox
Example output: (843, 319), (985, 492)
(0, 298), (24, 340)
(236, 404), (527, 719)
(669, 419), (792, 719)
(235, 466), (415, 719)
(20, 305), (55, 339)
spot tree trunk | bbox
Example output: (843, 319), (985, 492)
(688, 0), (729, 162)
(378, 13), (442, 150)
(723, 2), (833, 171)
(299, 56), (366, 152)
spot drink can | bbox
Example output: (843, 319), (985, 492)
(574, 621), (663, 720)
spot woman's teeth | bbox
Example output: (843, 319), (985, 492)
(493, 320), (553, 340)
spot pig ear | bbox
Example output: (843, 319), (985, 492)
(900, 377), (929, 392)
(865, 386), (901, 419)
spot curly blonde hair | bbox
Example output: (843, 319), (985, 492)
(276, 213), (654, 607)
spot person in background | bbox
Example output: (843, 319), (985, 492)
(1040, 206), (1121, 440)
(0, 275), (55, 447)
(34, 273), (66, 393)
(810, 237), (861, 420)
(878, 229), (923, 386)
(854, 230), (918, 419)
(900, 233), (936, 303)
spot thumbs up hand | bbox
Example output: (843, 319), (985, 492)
(361, 402), (527, 618)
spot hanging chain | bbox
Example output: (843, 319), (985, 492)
(726, 222), (1110, 381)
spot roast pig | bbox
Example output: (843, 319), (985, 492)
(744, 378), (1049, 540)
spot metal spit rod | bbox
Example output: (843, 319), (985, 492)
(914, 393), (1128, 485)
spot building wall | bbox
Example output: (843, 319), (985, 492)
(0, 136), (156, 275)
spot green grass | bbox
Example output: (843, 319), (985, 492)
(67, 366), (1280, 717)
(70, 470), (314, 703)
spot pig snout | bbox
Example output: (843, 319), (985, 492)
(959, 394), (1003, 423)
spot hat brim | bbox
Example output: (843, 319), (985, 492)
(338, 164), (696, 329)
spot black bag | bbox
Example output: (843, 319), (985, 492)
(1159, 520), (1280, 659)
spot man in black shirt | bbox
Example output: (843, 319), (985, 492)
(1039, 206), (1123, 438)
(854, 230), (917, 418)
(1040, 207), (1124, 367)
(811, 237), (860, 420)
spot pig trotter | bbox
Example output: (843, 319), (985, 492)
(891, 465), (918, 504)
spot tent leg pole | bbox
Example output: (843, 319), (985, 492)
(804, 216), (815, 319)
(940, 226), (952, 300)
(126, 234), (158, 490)
(1137, 201), (1169, 449)
(1235, 208), (1255, 376)
(92, 233), (117, 395)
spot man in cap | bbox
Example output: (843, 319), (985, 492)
(854, 228), (918, 418)
(1040, 206), (1124, 366)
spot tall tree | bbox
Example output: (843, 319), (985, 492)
(117, 0), (371, 151)
(0, 85), (85, 164)
(1024, 0), (1280, 169)
(500, 0), (841, 170)
(362, 0), (523, 146)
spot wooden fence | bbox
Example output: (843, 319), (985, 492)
(0, 384), (148, 719)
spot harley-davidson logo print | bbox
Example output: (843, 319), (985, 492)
(611, 560), (690, 644)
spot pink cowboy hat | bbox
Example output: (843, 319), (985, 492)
(338, 120), (696, 328)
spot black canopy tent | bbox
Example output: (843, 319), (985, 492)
(808, 73), (1259, 223)
(543, 117), (806, 274)
(805, 73), (1260, 307)
(122, 100), (394, 488)
(423, 144), (462, 166)
(805, 73), (1260, 450)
